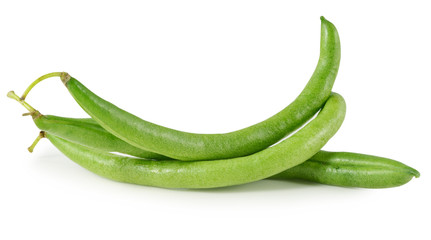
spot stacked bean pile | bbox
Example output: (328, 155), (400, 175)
(8, 17), (419, 189)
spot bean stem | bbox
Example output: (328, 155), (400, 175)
(20, 72), (63, 100)
(28, 131), (46, 153)
(7, 91), (36, 113)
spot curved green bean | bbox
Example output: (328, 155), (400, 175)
(43, 93), (346, 188)
(20, 16), (341, 161)
(12, 92), (418, 189)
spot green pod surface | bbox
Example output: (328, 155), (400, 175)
(32, 116), (419, 188)
(271, 151), (420, 188)
(60, 16), (341, 161)
(32, 114), (170, 160)
(35, 116), (419, 188)
(45, 93), (346, 189)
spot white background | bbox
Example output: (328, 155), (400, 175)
(1, 1), (430, 239)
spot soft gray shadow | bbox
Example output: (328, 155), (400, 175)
(166, 179), (357, 194)
(29, 151), (74, 170)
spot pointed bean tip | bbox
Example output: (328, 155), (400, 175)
(412, 169), (420, 178)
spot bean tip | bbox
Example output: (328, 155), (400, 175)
(412, 169), (420, 178)
(7, 90), (17, 99)
(406, 166), (420, 178)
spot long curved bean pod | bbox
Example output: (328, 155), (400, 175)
(25, 114), (419, 188)
(12, 92), (418, 188)
(26, 126), (419, 188)
(21, 16), (341, 161)
(16, 108), (420, 188)
(43, 93), (346, 188)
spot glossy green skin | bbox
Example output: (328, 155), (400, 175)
(33, 115), (170, 159)
(63, 17), (341, 161)
(271, 151), (420, 188)
(35, 116), (419, 188)
(45, 93), (346, 189)
(36, 116), (419, 188)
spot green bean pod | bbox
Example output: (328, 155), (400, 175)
(271, 151), (420, 188)
(31, 115), (419, 188)
(56, 16), (340, 161)
(10, 91), (418, 189)
(13, 92), (417, 188)
(22, 112), (421, 188)
(44, 93), (346, 189)
(33, 115), (171, 159)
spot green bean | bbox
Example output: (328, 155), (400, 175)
(38, 93), (346, 189)
(13, 92), (418, 189)
(21, 111), (418, 188)
(19, 16), (341, 161)
(25, 124), (419, 188)
(270, 151), (420, 188)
